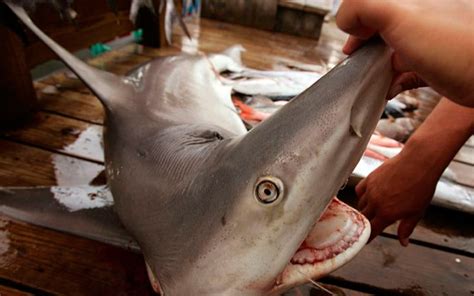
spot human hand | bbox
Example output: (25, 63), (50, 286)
(355, 153), (437, 246)
(336, 0), (474, 107)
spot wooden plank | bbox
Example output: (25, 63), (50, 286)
(1, 112), (104, 163)
(0, 285), (33, 296)
(202, 0), (278, 31)
(278, 0), (331, 14)
(36, 71), (93, 95)
(0, 139), (103, 186)
(275, 5), (326, 39)
(330, 236), (474, 295)
(386, 206), (474, 256)
(36, 82), (104, 125)
(286, 283), (370, 295)
(0, 215), (154, 295)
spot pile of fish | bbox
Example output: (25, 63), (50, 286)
(0, 2), (397, 295)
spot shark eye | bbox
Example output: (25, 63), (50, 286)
(255, 177), (284, 205)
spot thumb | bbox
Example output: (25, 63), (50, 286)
(397, 216), (421, 247)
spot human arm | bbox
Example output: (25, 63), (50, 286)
(356, 98), (474, 246)
(336, 0), (474, 107)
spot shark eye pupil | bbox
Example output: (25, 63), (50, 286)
(255, 177), (284, 205)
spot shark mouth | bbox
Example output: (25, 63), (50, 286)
(271, 197), (370, 294)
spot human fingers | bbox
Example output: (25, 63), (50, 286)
(342, 36), (371, 55)
(397, 215), (421, 247)
(361, 200), (375, 221)
(387, 72), (427, 99)
(336, 0), (392, 39)
(358, 193), (368, 213)
(368, 215), (388, 243)
(337, 0), (377, 38)
(355, 179), (367, 200)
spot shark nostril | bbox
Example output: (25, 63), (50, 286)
(255, 177), (284, 205)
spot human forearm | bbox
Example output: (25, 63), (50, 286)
(399, 97), (474, 177)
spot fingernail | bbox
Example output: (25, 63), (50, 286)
(387, 85), (402, 99)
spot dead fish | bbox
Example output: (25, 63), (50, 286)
(3, 2), (394, 295)
(383, 99), (406, 118)
(232, 97), (271, 124)
(376, 117), (418, 142)
(208, 45), (323, 100)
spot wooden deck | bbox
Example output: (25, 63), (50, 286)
(0, 18), (473, 295)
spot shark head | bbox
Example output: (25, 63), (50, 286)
(195, 41), (391, 295)
(7, 2), (392, 295)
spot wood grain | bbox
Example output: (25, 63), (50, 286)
(0, 139), (103, 187)
(1, 112), (104, 163)
(331, 236), (474, 295)
(0, 215), (154, 295)
(202, 0), (279, 30)
(0, 285), (33, 296)
(36, 83), (104, 125)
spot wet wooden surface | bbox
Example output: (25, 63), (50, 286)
(0, 17), (473, 295)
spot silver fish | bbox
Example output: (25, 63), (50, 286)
(4, 2), (393, 295)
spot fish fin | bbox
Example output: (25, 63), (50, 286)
(221, 45), (245, 66)
(6, 1), (133, 109)
(350, 96), (388, 139)
(0, 186), (139, 251)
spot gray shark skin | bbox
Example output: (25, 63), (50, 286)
(6, 2), (393, 295)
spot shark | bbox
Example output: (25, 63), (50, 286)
(1, 2), (393, 295)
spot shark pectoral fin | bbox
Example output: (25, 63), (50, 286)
(6, 1), (133, 108)
(0, 186), (139, 251)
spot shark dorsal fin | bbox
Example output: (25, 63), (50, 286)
(6, 1), (133, 109)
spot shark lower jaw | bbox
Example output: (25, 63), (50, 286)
(271, 197), (371, 294)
